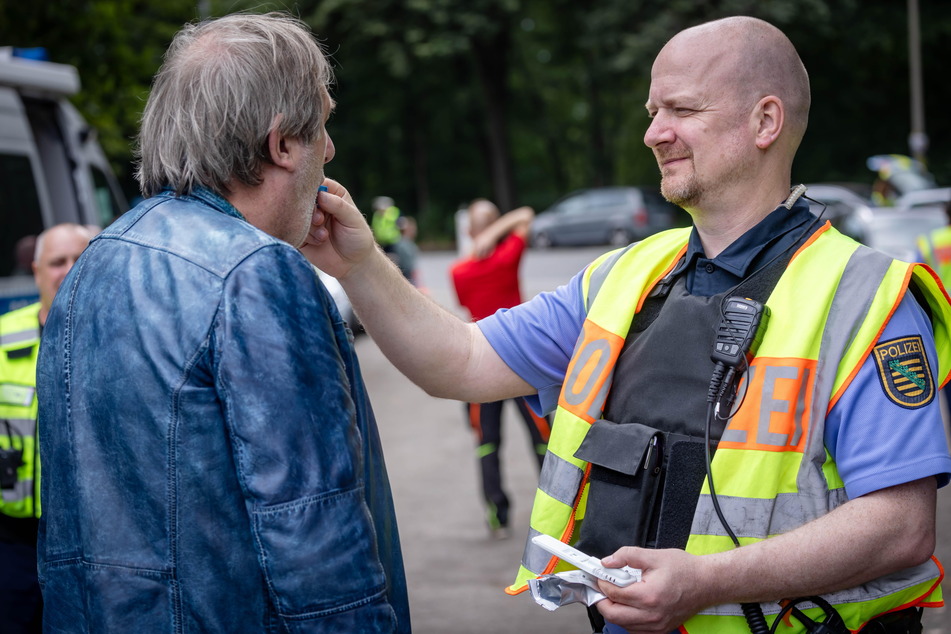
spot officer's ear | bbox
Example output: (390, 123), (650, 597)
(752, 96), (783, 150)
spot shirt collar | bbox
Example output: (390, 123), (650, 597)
(675, 197), (815, 278)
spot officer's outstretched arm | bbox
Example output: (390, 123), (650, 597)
(302, 179), (533, 404)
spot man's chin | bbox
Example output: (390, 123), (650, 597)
(661, 184), (696, 208)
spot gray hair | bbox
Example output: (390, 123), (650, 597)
(135, 12), (333, 197)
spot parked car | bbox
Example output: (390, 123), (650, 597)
(895, 187), (951, 215)
(0, 47), (127, 314)
(803, 183), (946, 262)
(843, 206), (946, 263)
(530, 186), (688, 248)
(803, 183), (876, 241)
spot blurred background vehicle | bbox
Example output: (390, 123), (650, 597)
(530, 186), (689, 248)
(805, 182), (945, 262)
(803, 182), (876, 240)
(0, 47), (127, 314)
(866, 154), (937, 207)
(844, 207), (945, 262)
(894, 187), (951, 214)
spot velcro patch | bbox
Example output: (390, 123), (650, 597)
(873, 336), (934, 409)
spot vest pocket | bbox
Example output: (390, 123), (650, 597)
(573, 420), (663, 559)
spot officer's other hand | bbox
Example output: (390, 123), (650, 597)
(596, 547), (711, 634)
(301, 178), (374, 279)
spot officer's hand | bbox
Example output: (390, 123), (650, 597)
(300, 178), (375, 279)
(595, 547), (712, 634)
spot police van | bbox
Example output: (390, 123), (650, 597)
(0, 48), (127, 314)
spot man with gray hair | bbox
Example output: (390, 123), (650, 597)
(307, 15), (950, 634)
(37, 13), (409, 632)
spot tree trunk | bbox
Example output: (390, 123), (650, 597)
(470, 27), (517, 212)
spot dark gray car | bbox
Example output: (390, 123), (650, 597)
(531, 186), (688, 248)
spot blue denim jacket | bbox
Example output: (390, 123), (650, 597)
(37, 189), (410, 632)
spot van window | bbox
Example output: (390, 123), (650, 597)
(24, 97), (80, 222)
(0, 152), (44, 276)
(91, 165), (121, 227)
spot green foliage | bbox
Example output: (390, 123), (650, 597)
(4, 0), (949, 238)
(0, 0), (198, 197)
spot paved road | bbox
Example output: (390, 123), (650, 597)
(359, 246), (951, 633)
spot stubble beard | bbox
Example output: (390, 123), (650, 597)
(660, 166), (701, 208)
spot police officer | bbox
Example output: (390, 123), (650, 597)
(304, 16), (951, 634)
(0, 223), (91, 633)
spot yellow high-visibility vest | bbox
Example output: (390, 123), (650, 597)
(508, 224), (951, 632)
(0, 302), (42, 518)
(372, 206), (401, 246)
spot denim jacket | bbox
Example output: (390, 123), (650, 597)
(37, 189), (410, 632)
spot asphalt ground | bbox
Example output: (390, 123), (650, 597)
(358, 247), (951, 634)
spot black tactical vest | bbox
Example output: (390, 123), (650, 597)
(573, 246), (796, 558)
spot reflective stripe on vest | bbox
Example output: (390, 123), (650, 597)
(0, 324), (39, 348)
(0, 302), (41, 518)
(507, 225), (951, 631)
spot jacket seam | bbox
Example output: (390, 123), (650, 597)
(250, 483), (367, 516)
(279, 583), (389, 620)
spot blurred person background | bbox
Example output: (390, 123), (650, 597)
(0, 223), (92, 634)
(449, 200), (550, 539)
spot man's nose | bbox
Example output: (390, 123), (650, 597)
(644, 113), (674, 148)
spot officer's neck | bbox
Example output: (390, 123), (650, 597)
(689, 185), (791, 259)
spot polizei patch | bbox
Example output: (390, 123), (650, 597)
(873, 336), (934, 409)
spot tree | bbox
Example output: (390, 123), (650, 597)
(4, 0), (949, 239)
(0, 0), (198, 198)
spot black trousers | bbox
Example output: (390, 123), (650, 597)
(466, 398), (551, 528)
(0, 539), (42, 633)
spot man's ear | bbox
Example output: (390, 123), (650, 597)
(265, 125), (300, 170)
(752, 96), (783, 150)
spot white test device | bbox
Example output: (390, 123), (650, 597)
(532, 534), (642, 587)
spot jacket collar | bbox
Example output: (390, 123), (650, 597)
(160, 186), (246, 222)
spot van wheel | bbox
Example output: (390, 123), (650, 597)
(609, 228), (630, 247)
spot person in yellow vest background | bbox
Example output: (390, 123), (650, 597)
(305, 15), (951, 634)
(917, 198), (951, 414)
(0, 223), (92, 633)
(371, 195), (401, 253)
(917, 199), (951, 290)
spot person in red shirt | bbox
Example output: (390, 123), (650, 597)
(450, 199), (551, 538)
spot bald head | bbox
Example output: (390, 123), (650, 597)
(467, 199), (501, 237)
(659, 17), (810, 152)
(33, 223), (93, 323)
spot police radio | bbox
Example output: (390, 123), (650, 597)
(712, 297), (769, 368)
(0, 447), (23, 490)
(707, 296), (769, 409)
(0, 420), (24, 490)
